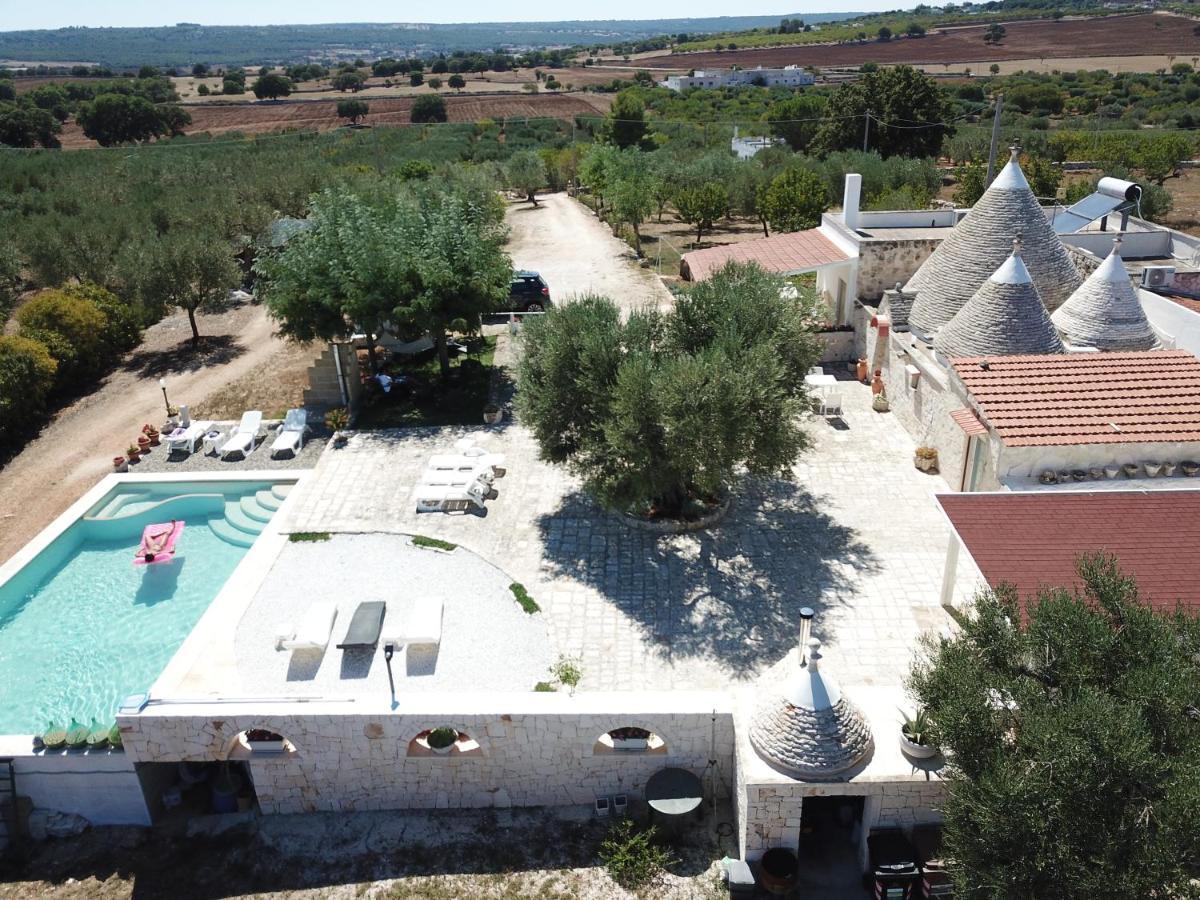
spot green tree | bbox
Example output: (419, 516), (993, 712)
(428, 77), (442, 90)
(505, 149), (548, 206)
(332, 72), (365, 92)
(336, 99), (369, 125)
(144, 232), (240, 345)
(257, 188), (511, 377)
(608, 149), (658, 255)
(516, 262), (822, 517)
(409, 72), (424, 87)
(984, 23), (1007, 43)
(953, 160), (987, 206)
(137, 65), (160, 79)
(192, 63), (210, 77)
(0, 81), (15, 101)
(877, 26), (893, 41)
(767, 92), (827, 153)
(411, 94), (447, 123)
(910, 554), (1200, 900)
(906, 22), (926, 37)
(16, 288), (109, 380)
(989, 63), (1000, 75)
(0, 103), (61, 148)
(761, 168), (829, 234)
(1136, 133), (1192, 185)
(221, 78), (244, 95)
(812, 65), (952, 158)
(604, 90), (649, 150)
(0, 240), (20, 322)
(0, 335), (57, 448)
(447, 73), (466, 90)
(252, 74), (292, 100)
(674, 182), (728, 245)
(579, 143), (621, 214)
(76, 93), (189, 146)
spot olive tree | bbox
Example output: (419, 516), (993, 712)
(910, 554), (1200, 900)
(144, 231), (241, 345)
(505, 149), (548, 206)
(761, 168), (830, 233)
(673, 182), (728, 245)
(517, 262), (824, 517)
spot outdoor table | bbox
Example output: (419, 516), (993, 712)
(645, 767), (703, 832)
(804, 373), (837, 392)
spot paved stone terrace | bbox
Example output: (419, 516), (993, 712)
(281, 361), (977, 693)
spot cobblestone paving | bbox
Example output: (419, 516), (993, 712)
(283, 352), (976, 692)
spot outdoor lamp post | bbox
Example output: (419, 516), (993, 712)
(159, 378), (171, 417)
(798, 607), (815, 667)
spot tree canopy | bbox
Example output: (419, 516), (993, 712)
(75, 93), (190, 146)
(604, 90), (650, 150)
(909, 554), (1200, 900)
(767, 92), (827, 153)
(505, 150), (548, 206)
(252, 74), (292, 100)
(761, 168), (829, 234)
(812, 65), (952, 159)
(516, 262), (823, 517)
(336, 99), (369, 125)
(411, 94), (447, 123)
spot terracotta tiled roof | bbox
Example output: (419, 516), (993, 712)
(949, 350), (1200, 447)
(937, 491), (1200, 615)
(950, 407), (987, 436)
(1162, 293), (1200, 315)
(680, 229), (847, 281)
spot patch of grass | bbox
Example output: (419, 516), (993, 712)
(412, 535), (458, 552)
(356, 335), (497, 429)
(549, 654), (582, 691)
(534, 681), (557, 692)
(288, 532), (331, 543)
(510, 582), (540, 614)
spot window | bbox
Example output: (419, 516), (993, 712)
(407, 727), (482, 757)
(593, 726), (667, 754)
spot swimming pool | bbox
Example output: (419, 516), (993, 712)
(0, 479), (293, 736)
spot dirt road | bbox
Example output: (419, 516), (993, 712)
(505, 192), (675, 314)
(0, 303), (315, 567)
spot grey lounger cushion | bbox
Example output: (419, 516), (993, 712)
(336, 601), (386, 650)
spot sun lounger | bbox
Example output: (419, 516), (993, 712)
(420, 466), (495, 488)
(386, 598), (444, 648)
(336, 601), (386, 650)
(270, 409), (308, 458)
(426, 450), (506, 478)
(276, 602), (338, 652)
(133, 521), (184, 565)
(164, 420), (213, 456)
(220, 410), (263, 460)
(415, 480), (490, 513)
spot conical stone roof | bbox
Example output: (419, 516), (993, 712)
(749, 639), (873, 780)
(1051, 238), (1159, 351)
(907, 149), (1081, 338)
(934, 242), (1066, 359)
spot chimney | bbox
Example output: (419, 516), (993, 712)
(843, 174), (862, 232)
(798, 607), (815, 666)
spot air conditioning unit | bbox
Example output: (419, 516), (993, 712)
(1142, 266), (1176, 289)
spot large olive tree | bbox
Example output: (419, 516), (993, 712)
(909, 554), (1200, 900)
(516, 262), (824, 517)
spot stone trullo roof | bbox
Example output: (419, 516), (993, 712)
(1051, 238), (1159, 351)
(907, 149), (1082, 338)
(934, 242), (1066, 359)
(748, 639), (873, 780)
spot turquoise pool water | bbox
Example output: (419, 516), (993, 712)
(0, 480), (286, 735)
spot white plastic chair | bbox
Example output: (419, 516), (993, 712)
(821, 393), (843, 418)
(270, 409), (308, 458)
(220, 410), (263, 459)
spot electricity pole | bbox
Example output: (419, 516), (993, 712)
(985, 94), (1004, 186)
(862, 110), (871, 152)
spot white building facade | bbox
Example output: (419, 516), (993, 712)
(663, 66), (815, 91)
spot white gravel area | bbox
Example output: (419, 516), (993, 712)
(233, 533), (552, 696)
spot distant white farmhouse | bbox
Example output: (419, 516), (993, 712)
(730, 127), (785, 160)
(663, 65), (815, 91)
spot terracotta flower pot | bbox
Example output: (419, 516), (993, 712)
(113, 456), (127, 471)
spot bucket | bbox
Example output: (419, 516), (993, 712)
(759, 847), (800, 895)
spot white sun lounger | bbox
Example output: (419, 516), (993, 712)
(276, 602), (338, 652)
(385, 598), (444, 648)
(270, 409), (308, 458)
(422, 462), (495, 487)
(414, 480), (490, 512)
(426, 450), (506, 478)
(163, 420), (213, 456)
(220, 410), (263, 460)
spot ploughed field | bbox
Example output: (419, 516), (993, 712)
(624, 13), (1200, 70)
(56, 92), (613, 148)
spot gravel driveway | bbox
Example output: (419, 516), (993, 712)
(505, 192), (675, 314)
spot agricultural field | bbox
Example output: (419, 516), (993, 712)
(55, 93), (612, 148)
(624, 13), (1200, 71)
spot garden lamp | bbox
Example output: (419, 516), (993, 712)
(158, 378), (171, 417)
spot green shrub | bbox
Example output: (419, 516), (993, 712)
(599, 819), (675, 891)
(426, 726), (458, 749)
(0, 335), (57, 448)
(533, 681), (557, 692)
(288, 532), (331, 543)
(63, 282), (142, 355)
(549, 654), (582, 690)
(412, 535), (457, 552)
(16, 288), (109, 382)
(509, 582), (540, 614)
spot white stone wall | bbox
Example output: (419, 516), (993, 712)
(119, 693), (734, 816)
(0, 746), (151, 828)
(742, 782), (806, 858)
(872, 781), (947, 829)
(857, 239), (943, 302)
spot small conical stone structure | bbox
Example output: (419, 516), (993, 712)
(749, 639), (873, 780)
(934, 240), (1066, 359)
(1051, 238), (1159, 351)
(907, 148), (1081, 338)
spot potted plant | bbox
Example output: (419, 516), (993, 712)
(608, 726), (652, 751)
(113, 455), (128, 472)
(137, 434), (151, 452)
(483, 402), (503, 425)
(872, 391), (890, 413)
(145, 426), (161, 446)
(1163, 461), (1177, 477)
(126, 444), (141, 463)
(1039, 469), (1057, 484)
(1104, 465), (1120, 479)
(1144, 460), (1162, 477)
(426, 727), (459, 755)
(1183, 460), (1200, 477)
(244, 728), (287, 754)
(325, 407), (350, 447)
(1122, 462), (1138, 478)
(900, 709), (938, 759)
(914, 446), (938, 472)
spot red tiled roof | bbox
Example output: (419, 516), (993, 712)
(950, 407), (987, 437)
(680, 229), (848, 281)
(949, 351), (1200, 447)
(1162, 293), (1200, 315)
(938, 491), (1200, 615)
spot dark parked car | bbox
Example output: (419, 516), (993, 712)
(505, 271), (552, 313)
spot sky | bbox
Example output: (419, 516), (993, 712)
(0, 0), (899, 30)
